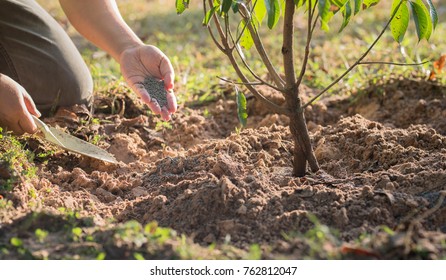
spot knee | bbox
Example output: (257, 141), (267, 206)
(56, 63), (94, 108)
(0, 0), (94, 114)
(32, 61), (94, 116)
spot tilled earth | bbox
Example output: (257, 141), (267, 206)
(1, 78), (446, 259)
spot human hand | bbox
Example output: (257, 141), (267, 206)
(0, 74), (41, 134)
(120, 44), (176, 121)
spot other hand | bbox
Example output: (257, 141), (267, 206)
(0, 74), (41, 134)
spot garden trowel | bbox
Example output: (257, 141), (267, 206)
(32, 116), (118, 164)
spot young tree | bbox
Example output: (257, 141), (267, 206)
(177, 0), (438, 177)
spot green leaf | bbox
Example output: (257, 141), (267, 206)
(175, 0), (188, 14)
(203, 6), (219, 26)
(426, 0), (438, 29)
(318, 0), (334, 31)
(339, 1), (352, 32)
(72, 227), (82, 237)
(236, 87), (248, 127)
(134, 252), (145, 260)
(35, 228), (49, 242)
(10, 237), (22, 247)
(296, 0), (316, 11)
(238, 19), (255, 50)
(254, 0), (267, 24)
(353, 0), (362, 14)
(410, 0), (432, 41)
(332, 0), (349, 8)
(220, 0), (233, 15)
(363, 0), (380, 8)
(294, 0), (306, 8)
(390, 0), (410, 43)
(264, 0), (281, 29)
(232, 1), (239, 13)
(96, 252), (106, 260)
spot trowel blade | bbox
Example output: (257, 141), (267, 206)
(33, 116), (118, 164)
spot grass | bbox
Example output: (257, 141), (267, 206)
(0, 211), (249, 260)
(0, 128), (37, 191)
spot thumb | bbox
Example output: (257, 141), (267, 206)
(18, 89), (39, 134)
(159, 55), (175, 91)
(23, 92), (41, 117)
(18, 112), (38, 134)
(163, 71), (174, 91)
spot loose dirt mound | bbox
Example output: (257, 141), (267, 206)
(349, 78), (446, 134)
(2, 78), (446, 258)
(117, 115), (446, 247)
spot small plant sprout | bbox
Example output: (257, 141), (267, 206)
(35, 229), (49, 243)
(177, 0), (438, 176)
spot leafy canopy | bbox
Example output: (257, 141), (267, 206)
(178, 0), (438, 43)
(176, 0), (438, 126)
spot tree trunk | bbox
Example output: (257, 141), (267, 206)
(286, 90), (319, 177)
(282, 0), (319, 177)
(289, 116), (307, 177)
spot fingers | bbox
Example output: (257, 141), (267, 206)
(147, 100), (162, 116)
(158, 52), (176, 116)
(2, 110), (37, 135)
(18, 113), (37, 134)
(5, 121), (24, 135)
(132, 83), (162, 115)
(159, 93), (175, 120)
(160, 107), (171, 121)
(0, 77), (38, 135)
(163, 70), (175, 91)
(159, 54), (175, 91)
(166, 90), (177, 114)
(23, 91), (41, 117)
(132, 78), (176, 118)
(17, 89), (38, 134)
(133, 83), (152, 104)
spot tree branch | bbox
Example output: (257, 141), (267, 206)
(234, 0), (257, 46)
(310, 3), (319, 35)
(226, 21), (286, 93)
(224, 14), (231, 48)
(282, 0), (296, 88)
(221, 54), (289, 115)
(238, 3), (285, 89)
(296, 0), (316, 87)
(208, 0), (227, 47)
(202, 0), (225, 52)
(206, 25), (225, 53)
(207, 0), (288, 115)
(217, 76), (262, 86)
(359, 60), (430, 66)
(303, 0), (406, 108)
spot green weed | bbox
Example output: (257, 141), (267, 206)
(35, 229), (49, 243)
(0, 129), (36, 191)
(71, 227), (83, 242)
(244, 244), (262, 260)
(155, 121), (173, 131)
(133, 252), (145, 260)
(90, 134), (103, 145)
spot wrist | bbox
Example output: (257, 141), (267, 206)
(116, 39), (144, 63)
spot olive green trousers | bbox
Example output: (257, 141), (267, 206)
(0, 0), (93, 115)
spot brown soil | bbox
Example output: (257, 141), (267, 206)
(2, 77), (446, 259)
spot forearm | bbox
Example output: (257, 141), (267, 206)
(59, 0), (143, 61)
